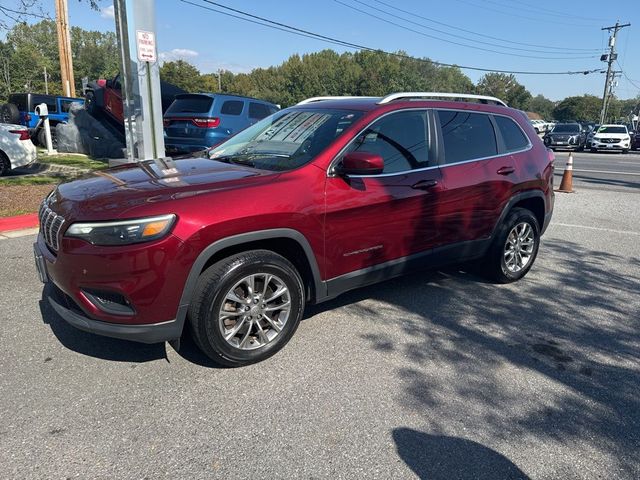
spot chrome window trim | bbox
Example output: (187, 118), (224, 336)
(327, 108), (533, 179)
(326, 108), (431, 178)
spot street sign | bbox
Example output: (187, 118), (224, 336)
(136, 30), (156, 62)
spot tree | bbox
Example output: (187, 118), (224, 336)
(528, 94), (555, 120)
(159, 60), (204, 93)
(476, 73), (532, 110)
(0, 0), (100, 31)
(552, 95), (601, 122)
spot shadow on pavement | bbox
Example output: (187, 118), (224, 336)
(342, 238), (640, 476)
(38, 284), (166, 363)
(393, 428), (530, 480)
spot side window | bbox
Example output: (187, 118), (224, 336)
(220, 100), (244, 115)
(494, 115), (529, 152)
(437, 110), (497, 164)
(32, 95), (57, 113)
(248, 102), (271, 120)
(59, 100), (78, 113)
(346, 111), (429, 174)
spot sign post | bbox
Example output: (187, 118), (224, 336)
(113, 0), (165, 162)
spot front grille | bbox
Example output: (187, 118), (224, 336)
(602, 138), (620, 144)
(553, 135), (570, 141)
(38, 203), (65, 251)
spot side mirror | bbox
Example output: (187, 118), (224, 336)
(335, 151), (384, 176)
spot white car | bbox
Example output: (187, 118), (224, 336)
(530, 119), (547, 134)
(0, 123), (37, 176)
(589, 124), (631, 153)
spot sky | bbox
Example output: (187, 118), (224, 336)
(12, 0), (640, 101)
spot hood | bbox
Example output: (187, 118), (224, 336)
(593, 132), (629, 139)
(50, 156), (279, 220)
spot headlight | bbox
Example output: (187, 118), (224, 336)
(65, 214), (176, 245)
(593, 136), (601, 141)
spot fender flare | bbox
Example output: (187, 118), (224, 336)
(491, 190), (548, 239)
(174, 228), (325, 329)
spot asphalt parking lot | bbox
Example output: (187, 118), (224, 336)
(1, 152), (639, 479)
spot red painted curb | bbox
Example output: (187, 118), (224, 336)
(0, 213), (39, 233)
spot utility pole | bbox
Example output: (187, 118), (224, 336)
(217, 69), (222, 92)
(599, 21), (630, 124)
(54, 0), (75, 97)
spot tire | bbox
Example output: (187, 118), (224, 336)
(481, 208), (540, 284)
(622, 149), (629, 154)
(590, 148), (597, 153)
(0, 151), (10, 176)
(37, 126), (58, 149)
(188, 250), (305, 367)
(1, 103), (20, 124)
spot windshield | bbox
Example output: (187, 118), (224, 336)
(597, 126), (627, 134)
(208, 108), (363, 171)
(552, 124), (580, 133)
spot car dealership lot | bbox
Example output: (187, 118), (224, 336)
(1, 155), (639, 478)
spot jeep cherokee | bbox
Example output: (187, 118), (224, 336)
(34, 92), (555, 366)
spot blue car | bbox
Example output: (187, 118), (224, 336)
(163, 93), (279, 154)
(0, 93), (84, 147)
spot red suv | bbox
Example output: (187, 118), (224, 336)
(34, 93), (554, 366)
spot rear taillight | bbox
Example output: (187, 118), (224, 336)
(192, 117), (220, 128)
(163, 118), (170, 127)
(9, 130), (30, 141)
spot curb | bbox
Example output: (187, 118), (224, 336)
(0, 213), (39, 239)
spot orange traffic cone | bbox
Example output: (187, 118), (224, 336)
(556, 152), (574, 193)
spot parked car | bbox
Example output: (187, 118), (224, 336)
(589, 124), (632, 153)
(543, 123), (587, 151)
(163, 93), (280, 154)
(530, 119), (547, 134)
(34, 92), (554, 366)
(0, 123), (37, 176)
(84, 73), (185, 128)
(0, 93), (84, 147)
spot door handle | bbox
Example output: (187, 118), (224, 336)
(411, 179), (438, 190)
(497, 166), (515, 175)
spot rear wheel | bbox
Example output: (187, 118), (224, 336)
(481, 208), (540, 283)
(188, 250), (305, 367)
(37, 126), (58, 149)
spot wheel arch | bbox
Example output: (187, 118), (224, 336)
(493, 191), (547, 239)
(176, 229), (325, 329)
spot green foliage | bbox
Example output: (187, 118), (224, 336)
(553, 95), (601, 122)
(159, 60), (205, 93)
(476, 73), (532, 110)
(528, 94), (556, 120)
(0, 20), (118, 101)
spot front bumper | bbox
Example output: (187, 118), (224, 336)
(48, 287), (185, 343)
(590, 141), (629, 150)
(34, 232), (192, 344)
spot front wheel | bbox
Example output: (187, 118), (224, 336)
(481, 208), (540, 283)
(188, 250), (305, 367)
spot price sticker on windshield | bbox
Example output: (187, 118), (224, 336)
(136, 30), (157, 63)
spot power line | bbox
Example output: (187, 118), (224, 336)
(180, 0), (601, 76)
(506, 0), (603, 23)
(337, 0), (598, 59)
(616, 61), (640, 91)
(450, 0), (597, 28)
(371, 0), (600, 53)
(472, 0), (600, 24)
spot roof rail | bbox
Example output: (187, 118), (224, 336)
(377, 92), (508, 107)
(296, 96), (377, 105)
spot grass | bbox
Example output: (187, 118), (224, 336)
(37, 152), (109, 170)
(0, 176), (61, 186)
(2, 208), (34, 217)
